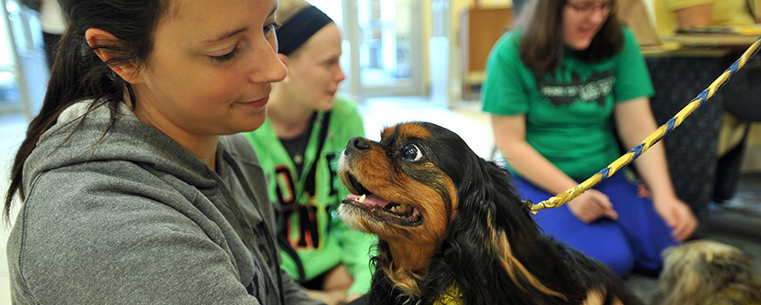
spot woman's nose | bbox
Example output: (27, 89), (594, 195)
(336, 66), (346, 83)
(250, 40), (288, 83)
(588, 9), (608, 24)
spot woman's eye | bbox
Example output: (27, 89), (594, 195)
(266, 22), (282, 35)
(324, 58), (339, 67)
(401, 144), (423, 162)
(210, 46), (240, 63)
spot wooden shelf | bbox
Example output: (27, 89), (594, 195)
(460, 6), (514, 100)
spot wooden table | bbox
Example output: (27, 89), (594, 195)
(663, 33), (760, 48)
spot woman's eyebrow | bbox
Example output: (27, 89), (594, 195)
(201, 4), (278, 45)
(203, 28), (249, 45)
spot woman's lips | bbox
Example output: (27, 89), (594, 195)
(579, 26), (598, 38)
(240, 96), (269, 108)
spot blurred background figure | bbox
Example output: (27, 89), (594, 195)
(244, 1), (375, 304)
(482, 0), (697, 278)
(19, 0), (66, 69)
(36, 0), (65, 69)
(653, 0), (760, 36)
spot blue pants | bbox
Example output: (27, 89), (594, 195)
(512, 170), (679, 277)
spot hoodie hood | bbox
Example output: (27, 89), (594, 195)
(23, 100), (217, 193)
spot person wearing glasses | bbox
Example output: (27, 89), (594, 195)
(482, 0), (698, 278)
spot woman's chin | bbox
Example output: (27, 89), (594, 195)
(568, 41), (592, 51)
(566, 34), (595, 51)
(316, 97), (335, 111)
(238, 113), (267, 133)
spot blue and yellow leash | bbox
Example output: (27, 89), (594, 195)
(531, 36), (761, 214)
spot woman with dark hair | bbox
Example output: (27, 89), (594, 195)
(4, 0), (325, 304)
(482, 0), (698, 278)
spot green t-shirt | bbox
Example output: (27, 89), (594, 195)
(482, 27), (654, 180)
(243, 96), (376, 296)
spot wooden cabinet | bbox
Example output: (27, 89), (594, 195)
(460, 7), (514, 100)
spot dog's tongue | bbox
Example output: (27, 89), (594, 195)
(346, 194), (391, 209)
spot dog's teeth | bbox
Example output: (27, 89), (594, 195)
(390, 204), (410, 214)
(359, 194), (366, 204)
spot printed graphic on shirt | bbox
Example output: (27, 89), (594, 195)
(536, 69), (615, 107)
(272, 151), (342, 250)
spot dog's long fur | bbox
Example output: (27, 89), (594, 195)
(337, 122), (642, 305)
(652, 240), (761, 305)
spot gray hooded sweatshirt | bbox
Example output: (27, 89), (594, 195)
(6, 100), (325, 305)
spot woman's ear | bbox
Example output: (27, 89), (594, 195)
(84, 28), (143, 84)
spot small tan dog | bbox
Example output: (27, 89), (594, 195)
(652, 239), (761, 305)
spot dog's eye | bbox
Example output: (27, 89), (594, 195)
(401, 144), (423, 162)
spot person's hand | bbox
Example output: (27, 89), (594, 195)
(566, 189), (618, 223)
(653, 196), (698, 241)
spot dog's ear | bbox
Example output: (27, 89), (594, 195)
(478, 159), (577, 299)
(432, 156), (583, 304)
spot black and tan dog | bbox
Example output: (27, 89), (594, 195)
(337, 121), (642, 305)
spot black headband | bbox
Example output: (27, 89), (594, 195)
(277, 5), (334, 56)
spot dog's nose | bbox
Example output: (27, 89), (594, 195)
(346, 137), (371, 154)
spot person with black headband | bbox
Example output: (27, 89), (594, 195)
(243, 1), (375, 304)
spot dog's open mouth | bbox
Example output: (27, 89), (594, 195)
(341, 173), (423, 227)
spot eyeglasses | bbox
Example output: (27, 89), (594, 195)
(565, 1), (616, 16)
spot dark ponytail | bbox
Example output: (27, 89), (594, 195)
(4, 0), (167, 222)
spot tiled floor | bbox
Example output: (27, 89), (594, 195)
(1, 99), (759, 304)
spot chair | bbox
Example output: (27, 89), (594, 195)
(645, 55), (727, 237)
